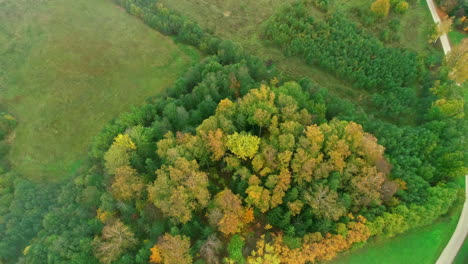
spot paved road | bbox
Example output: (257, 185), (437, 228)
(436, 175), (468, 264)
(426, 0), (451, 54)
(428, 0), (466, 262)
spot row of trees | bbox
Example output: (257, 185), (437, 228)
(0, 112), (62, 263)
(262, 2), (426, 117)
(263, 3), (420, 92)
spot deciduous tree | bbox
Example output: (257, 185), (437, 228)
(226, 132), (261, 160)
(92, 220), (137, 264)
(111, 166), (145, 201)
(155, 234), (192, 264)
(148, 157), (210, 223)
(211, 189), (249, 235)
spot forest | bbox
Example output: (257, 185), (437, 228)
(0, 0), (466, 263)
(262, 3), (421, 117)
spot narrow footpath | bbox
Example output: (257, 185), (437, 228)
(426, 0), (451, 54)
(436, 175), (468, 264)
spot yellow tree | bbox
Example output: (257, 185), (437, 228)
(438, 16), (453, 36)
(446, 38), (468, 84)
(206, 129), (226, 161)
(247, 235), (281, 264)
(371, 0), (390, 17)
(110, 166), (145, 201)
(154, 234), (192, 264)
(395, 1), (409, 13)
(430, 16), (454, 43)
(270, 169), (291, 208)
(148, 157), (210, 223)
(226, 132), (261, 160)
(104, 134), (136, 174)
(433, 98), (465, 119)
(211, 189), (247, 235)
(149, 245), (163, 263)
(246, 176), (271, 213)
(114, 134), (136, 150)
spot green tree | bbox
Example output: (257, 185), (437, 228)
(225, 234), (246, 264)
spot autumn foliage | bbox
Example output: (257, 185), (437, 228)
(111, 166), (144, 201)
(371, 0), (390, 17)
(8, 0), (465, 263)
(151, 234), (192, 264)
(92, 220), (137, 264)
(267, 216), (370, 263)
(210, 189), (254, 235)
(148, 157), (210, 224)
(91, 82), (401, 264)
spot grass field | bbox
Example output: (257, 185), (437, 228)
(331, 0), (438, 54)
(454, 236), (468, 264)
(0, 0), (198, 181)
(449, 30), (466, 45)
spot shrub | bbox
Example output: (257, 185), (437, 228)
(371, 0), (390, 17)
(395, 1), (409, 13)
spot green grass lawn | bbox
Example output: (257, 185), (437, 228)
(0, 0), (198, 181)
(331, 0), (438, 54)
(454, 236), (468, 264)
(449, 30), (466, 45)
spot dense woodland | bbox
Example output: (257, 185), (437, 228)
(263, 3), (421, 117)
(0, 0), (466, 263)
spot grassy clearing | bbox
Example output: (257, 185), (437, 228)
(0, 0), (198, 181)
(331, 0), (438, 54)
(398, 0), (440, 53)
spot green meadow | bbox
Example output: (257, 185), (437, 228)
(0, 0), (198, 180)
